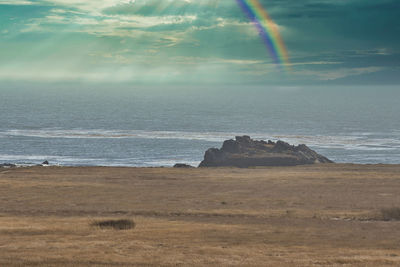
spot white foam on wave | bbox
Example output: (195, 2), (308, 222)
(0, 153), (201, 167)
(1, 128), (400, 152)
(0, 129), (232, 142)
(0, 154), (114, 165)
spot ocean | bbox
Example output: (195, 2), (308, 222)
(1, 85), (399, 166)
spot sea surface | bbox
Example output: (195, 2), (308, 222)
(0, 85), (399, 166)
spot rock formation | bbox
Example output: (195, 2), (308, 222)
(173, 163), (194, 168)
(199, 136), (333, 168)
(0, 163), (16, 168)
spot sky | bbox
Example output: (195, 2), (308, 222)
(0, 0), (399, 85)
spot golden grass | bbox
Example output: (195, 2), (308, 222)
(0, 164), (400, 266)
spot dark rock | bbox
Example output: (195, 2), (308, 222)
(199, 136), (333, 168)
(203, 148), (225, 164)
(0, 163), (16, 168)
(42, 160), (49, 165)
(173, 163), (194, 168)
(235, 135), (251, 144)
(273, 140), (294, 152)
(221, 139), (241, 153)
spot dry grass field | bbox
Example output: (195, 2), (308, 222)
(1, 164), (400, 266)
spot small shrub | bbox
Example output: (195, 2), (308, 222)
(91, 219), (135, 230)
(380, 208), (400, 221)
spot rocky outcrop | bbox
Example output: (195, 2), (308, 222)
(199, 136), (333, 168)
(0, 163), (16, 168)
(173, 163), (194, 168)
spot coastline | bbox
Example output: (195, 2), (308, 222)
(2, 162), (400, 169)
(1, 164), (400, 266)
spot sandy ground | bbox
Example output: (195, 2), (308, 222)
(0, 164), (400, 266)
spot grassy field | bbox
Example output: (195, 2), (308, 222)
(1, 164), (400, 266)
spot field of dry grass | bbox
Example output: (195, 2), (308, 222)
(1, 164), (400, 266)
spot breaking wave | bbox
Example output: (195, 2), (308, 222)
(1, 128), (400, 151)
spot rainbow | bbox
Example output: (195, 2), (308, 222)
(236, 0), (290, 71)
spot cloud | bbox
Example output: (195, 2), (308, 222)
(15, 0), (251, 53)
(29, 12), (198, 30)
(0, 0), (34, 5)
(41, 0), (133, 15)
(295, 67), (385, 81)
(1, 0), (399, 84)
(18, 0), (232, 37)
(290, 61), (343, 66)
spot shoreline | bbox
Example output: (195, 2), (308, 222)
(2, 162), (400, 169)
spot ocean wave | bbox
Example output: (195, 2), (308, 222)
(1, 129), (399, 151)
(0, 154), (200, 167)
(0, 129), (233, 142)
